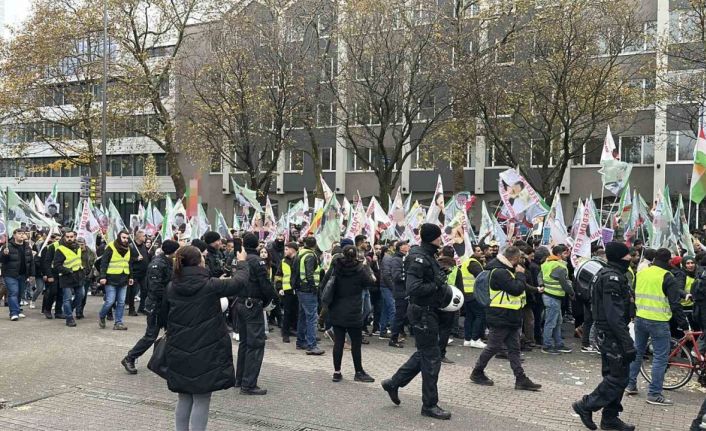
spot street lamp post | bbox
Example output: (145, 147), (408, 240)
(100, 0), (108, 208)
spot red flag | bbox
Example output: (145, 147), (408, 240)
(186, 178), (199, 218)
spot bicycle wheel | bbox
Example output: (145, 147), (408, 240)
(640, 339), (694, 390)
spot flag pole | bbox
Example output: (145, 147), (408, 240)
(599, 188), (605, 226)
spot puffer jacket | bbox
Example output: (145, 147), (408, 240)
(484, 255), (527, 329)
(327, 256), (376, 328)
(0, 240), (35, 278)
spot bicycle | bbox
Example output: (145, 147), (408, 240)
(640, 329), (706, 390)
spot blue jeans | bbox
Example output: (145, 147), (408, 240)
(379, 288), (396, 333)
(62, 286), (84, 321)
(99, 285), (127, 324)
(629, 317), (670, 397)
(361, 290), (372, 328)
(542, 295), (564, 349)
(3, 276), (24, 317)
(464, 297), (486, 341)
(296, 292), (319, 350)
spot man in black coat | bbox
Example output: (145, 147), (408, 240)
(1, 229), (36, 320)
(388, 240), (410, 348)
(203, 231), (227, 278)
(122, 239), (179, 374)
(52, 231), (83, 327)
(235, 232), (278, 395)
(381, 224), (453, 420)
(130, 230), (150, 316)
(275, 242), (299, 343)
(40, 233), (61, 319)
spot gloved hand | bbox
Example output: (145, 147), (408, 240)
(623, 348), (637, 365)
(435, 272), (448, 289)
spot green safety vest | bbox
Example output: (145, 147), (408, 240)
(461, 257), (482, 294)
(298, 248), (320, 287)
(106, 242), (131, 275)
(447, 266), (458, 286)
(682, 276), (695, 307)
(635, 266), (672, 322)
(57, 245), (83, 272)
(281, 261), (292, 291)
(489, 269), (526, 310)
(541, 259), (568, 298)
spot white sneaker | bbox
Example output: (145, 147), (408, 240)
(20, 300), (27, 306)
(29, 301), (36, 309)
(470, 339), (487, 349)
(447, 337), (454, 345)
(18, 313), (26, 318)
(10, 315), (18, 321)
(234, 333), (240, 341)
(463, 340), (473, 347)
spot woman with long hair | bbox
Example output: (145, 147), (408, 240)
(165, 245), (248, 431)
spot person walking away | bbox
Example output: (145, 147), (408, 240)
(324, 245), (376, 383)
(235, 232), (279, 395)
(121, 240), (179, 374)
(626, 248), (689, 406)
(130, 230), (150, 316)
(437, 246), (461, 364)
(52, 231), (83, 327)
(381, 223), (454, 420)
(166, 245), (249, 431)
(1, 229), (35, 321)
(540, 245), (574, 354)
(470, 246), (541, 392)
(275, 242), (299, 343)
(98, 230), (134, 330)
(295, 236), (325, 355)
(388, 240), (410, 348)
(76, 237), (96, 319)
(572, 242), (637, 431)
(379, 244), (397, 339)
(462, 245), (486, 348)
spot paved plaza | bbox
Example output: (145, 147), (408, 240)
(0, 296), (704, 430)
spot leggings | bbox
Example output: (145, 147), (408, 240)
(175, 392), (211, 431)
(332, 326), (363, 373)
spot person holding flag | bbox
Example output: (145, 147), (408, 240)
(98, 230), (134, 331)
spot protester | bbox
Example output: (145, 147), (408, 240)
(53, 230), (83, 327)
(1, 229), (35, 321)
(98, 230), (134, 330)
(462, 245), (486, 348)
(130, 230), (150, 316)
(540, 245), (574, 354)
(388, 240), (409, 348)
(275, 242), (299, 343)
(295, 236), (325, 355)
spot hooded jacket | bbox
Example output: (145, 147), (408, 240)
(484, 255), (527, 329)
(165, 263), (249, 394)
(327, 255), (376, 328)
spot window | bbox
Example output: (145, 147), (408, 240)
(210, 153), (222, 174)
(419, 96), (436, 120)
(495, 39), (514, 65)
(320, 56), (336, 83)
(581, 138), (603, 165)
(347, 148), (373, 171)
(671, 9), (701, 44)
(413, 2), (433, 26)
(355, 56), (372, 81)
(317, 15), (331, 38)
(618, 135), (654, 165)
(668, 131), (696, 163)
(486, 141), (511, 167)
(670, 71), (703, 104)
(320, 147), (335, 171)
(623, 22), (657, 53)
(285, 149), (304, 171)
(286, 17), (305, 42)
(626, 78), (655, 108)
(454, 0), (480, 18)
(410, 145), (436, 170)
(316, 102), (336, 127)
(466, 142), (476, 168)
(530, 139), (559, 167)
(258, 150), (275, 172)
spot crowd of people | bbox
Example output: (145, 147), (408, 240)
(5, 222), (706, 430)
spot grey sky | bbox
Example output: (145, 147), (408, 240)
(4, 0), (32, 37)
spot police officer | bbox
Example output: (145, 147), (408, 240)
(121, 239), (179, 374)
(52, 230), (83, 327)
(573, 242), (636, 431)
(235, 232), (278, 395)
(275, 242), (299, 343)
(203, 231), (227, 278)
(381, 223), (452, 420)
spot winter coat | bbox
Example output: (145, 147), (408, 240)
(388, 251), (406, 299)
(99, 241), (134, 286)
(0, 240), (35, 278)
(52, 240), (82, 289)
(165, 263), (249, 394)
(484, 255), (527, 329)
(130, 242), (151, 279)
(327, 256), (375, 328)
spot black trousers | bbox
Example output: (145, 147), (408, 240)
(532, 299), (544, 343)
(582, 333), (628, 419)
(136, 277), (147, 311)
(690, 396), (706, 431)
(438, 311), (454, 358)
(280, 292), (298, 336)
(582, 302), (593, 347)
(42, 281), (63, 314)
(390, 298), (408, 341)
(126, 310), (161, 360)
(473, 326), (525, 378)
(389, 305), (441, 409)
(332, 326), (363, 373)
(371, 289), (382, 332)
(235, 301), (266, 389)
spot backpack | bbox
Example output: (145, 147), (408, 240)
(473, 269), (494, 307)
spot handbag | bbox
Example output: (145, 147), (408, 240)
(321, 273), (337, 307)
(147, 334), (168, 379)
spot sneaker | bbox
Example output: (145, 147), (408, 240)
(76, 313), (85, 320)
(98, 317), (106, 329)
(306, 347), (325, 355)
(470, 339), (487, 349)
(557, 345), (573, 353)
(113, 323), (128, 331)
(571, 401), (597, 430)
(121, 357), (137, 374)
(379, 332), (391, 340)
(599, 416), (635, 431)
(66, 319), (77, 327)
(624, 385), (638, 395)
(282, 335), (290, 343)
(515, 375), (542, 391)
(354, 371), (375, 383)
(18, 313), (26, 318)
(20, 300), (27, 306)
(106, 313), (114, 321)
(470, 370), (494, 386)
(44, 312), (54, 319)
(371, 330), (381, 336)
(361, 337), (370, 345)
(10, 315), (18, 321)
(324, 328), (334, 342)
(463, 340), (473, 347)
(388, 340), (404, 348)
(240, 386), (267, 396)
(440, 356), (455, 364)
(234, 333), (240, 341)
(646, 394), (673, 406)
(447, 337), (454, 345)
(29, 301), (36, 309)
(332, 372), (343, 382)
(581, 345), (599, 353)
(541, 347), (560, 355)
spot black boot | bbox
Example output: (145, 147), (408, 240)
(470, 369), (494, 386)
(121, 357), (137, 375)
(240, 386), (267, 396)
(515, 375), (541, 391)
(421, 405), (451, 420)
(599, 417), (635, 431)
(381, 379), (400, 405)
(571, 401), (597, 430)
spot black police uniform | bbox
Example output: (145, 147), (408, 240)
(386, 242), (448, 414)
(235, 249), (278, 392)
(125, 253), (173, 362)
(579, 261), (635, 421)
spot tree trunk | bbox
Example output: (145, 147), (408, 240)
(166, 150), (186, 198)
(378, 172), (392, 212)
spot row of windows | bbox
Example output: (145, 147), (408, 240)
(0, 154), (169, 178)
(213, 148), (336, 174)
(39, 78), (169, 107)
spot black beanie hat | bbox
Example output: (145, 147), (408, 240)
(420, 223), (442, 244)
(161, 239), (179, 255)
(191, 239), (208, 253)
(605, 241), (630, 263)
(654, 248), (672, 264)
(203, 231), (221, 245)
(243, 232), (259, 250)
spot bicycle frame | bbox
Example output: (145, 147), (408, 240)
(668, 330), (704, 370)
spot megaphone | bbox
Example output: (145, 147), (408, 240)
(439, 284), (465, 312)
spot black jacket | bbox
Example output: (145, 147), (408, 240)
(130, 241), (150, 279)
(388, 251), (406, 299)
(327, 256), (375, 328)
(484, 256), (527, 329)
(99, 241), (134, 286)
(39, 241), (58, 279)
(655, 261), (689, 329)
(165, 263), (249, 394)
(296, 248), (321, 293)
(380, 253), (395, 290)
(205, 246), (227, 278)
(244, 249), (278, 304)
(52, 240), (82, 289)
(146, 254), (173, 304)
(593, 262), (634, 353)
(405, 243), (446, 308)
(0, 240), (35, 278)
(275, 255), (296, 294)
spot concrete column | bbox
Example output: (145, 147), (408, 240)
(334, 0), (348, 195)
(474, 133), (485, 194)
(653, 0), (669, 196)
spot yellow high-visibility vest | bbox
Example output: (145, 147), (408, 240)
(489, 269), (526, 310)
(542, 259), (567, 297)
(448, 266), (459, 286)
(461, 257), (482, 294)
(106, 242), (131, 275)
(281, 261), (292, 291)
(682, 276), (695, 307)
(56, 245), (83, 272)
(635, 265), (672, 322)
(298, 248), (320, 286)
